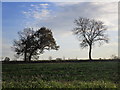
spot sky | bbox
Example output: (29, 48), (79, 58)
(1, 2), (118, 60)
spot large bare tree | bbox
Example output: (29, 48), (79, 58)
(73, 17), (109, 60)
(13, 27), (59, 61)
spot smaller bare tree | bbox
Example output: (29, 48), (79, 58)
(73, 17), (109, 60)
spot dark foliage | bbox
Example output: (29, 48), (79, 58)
(13, 27), (59, 61)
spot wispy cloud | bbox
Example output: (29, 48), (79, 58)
(22, 3), (54, 28)
(54, 2), (81, 6)
(22, 3), (51, 21)
(30, 4), (35, 7)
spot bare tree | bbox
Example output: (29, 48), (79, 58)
(13, 27), (59, 61)
(73, 17), (109, 60)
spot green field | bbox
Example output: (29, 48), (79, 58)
(2, 61), (119, 88)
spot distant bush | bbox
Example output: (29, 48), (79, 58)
(111, 55), (120, 59)
(56, 58), (62, 61)
(4, 57), (10, 62)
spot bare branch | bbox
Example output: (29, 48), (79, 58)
(73, 17), (109, 60)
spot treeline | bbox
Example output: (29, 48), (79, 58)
(2, 59), (119, 64)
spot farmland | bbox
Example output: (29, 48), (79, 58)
(2, 61), (119, 88)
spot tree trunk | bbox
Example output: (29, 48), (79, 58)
(24, 52), (27, 61)
(89, 45), (92, 61)
(29, 51), (34, 62)
(28, 54), (32, 62)
(24, 44), (27, 62)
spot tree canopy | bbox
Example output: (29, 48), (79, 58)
(13, 27), (59, 61)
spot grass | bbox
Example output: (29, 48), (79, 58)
(2, 61), (119, 88)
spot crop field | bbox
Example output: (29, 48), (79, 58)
(2, 61), (119, 88)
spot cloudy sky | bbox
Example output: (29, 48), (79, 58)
(2, 2), (118, 60)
